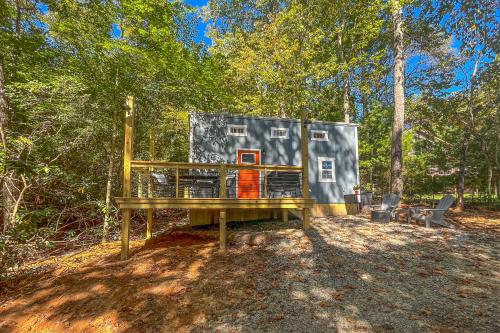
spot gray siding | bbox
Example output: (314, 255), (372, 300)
(189, 112), (359, 204)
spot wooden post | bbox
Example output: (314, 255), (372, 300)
(264, 169), (268, 198)
(121, 209), (131, 259)
(146, 129), (155, 240)
(121, 96), (134, 260)
(300, 109), (311, 230)
(219, 209), (227, 251)
(273, 209), (279, 220)
(147, 130), (155, 195)
(219, 164), (227, 250)
(283, 209), (289, 223)
(146, 209), (153, 239)
(302, 206), (311, 230)
(219, 164), (227, 198)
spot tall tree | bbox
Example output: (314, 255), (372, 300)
(390, 0), (405, 197)
(423, 0), (498, 209)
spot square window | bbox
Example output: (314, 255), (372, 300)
(241, 153), (256, 164)
(311, 130), (328, 141)
(271, 127), (289, 139)
(228, 125), (247, 136)
(318, 157), (336, 182)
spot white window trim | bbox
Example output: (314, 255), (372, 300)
(318, 157), (336, 183)
(270, 127), (289, 139)
(228, 124), (247, 137)
(311, 130), (329, 141)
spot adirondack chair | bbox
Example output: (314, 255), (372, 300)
(409, 194), (455, 227)
(370, 193), (400, 222)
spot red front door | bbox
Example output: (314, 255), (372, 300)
(237, 149), (260, 198)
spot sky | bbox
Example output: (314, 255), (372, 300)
(185, 0), (211, 45)
(183, 0), (476, 93)
(38, 0), (496, 94)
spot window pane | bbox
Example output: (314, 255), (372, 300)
(322, 160), (332, 170)
(322, 170), (332, 179)
(272, 128), (287, 137)
(241, 153), (256, 163)
(229, 126), (246, 135)
(312, 131), (328, 140)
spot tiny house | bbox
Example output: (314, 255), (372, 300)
(116, 97), (316, 259)
(189, 112), (360, 224)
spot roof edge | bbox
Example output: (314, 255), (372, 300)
(189, 111), (360, 127)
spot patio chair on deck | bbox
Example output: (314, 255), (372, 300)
(192, 179), (218, 198)
(370, 194), (400, 223)
(150, 172), (174, 197)
(267, 172), (301, 198)
(409, 194), (455, 228)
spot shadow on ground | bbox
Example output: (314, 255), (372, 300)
(0, 215), (498, 332)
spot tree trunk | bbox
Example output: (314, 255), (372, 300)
(103, 108), (118, 242)
(0, 55), (8, 150)
(0, 54), (14, 230)
(390, 0), (405, 197)
(343, 74), (350, 123)
(486, 159), (492, 196)
(495, 176), (499, 198)
(337, 20), (350, 124)
(456, 145), (467, 211)
(361, 66), (369, 118)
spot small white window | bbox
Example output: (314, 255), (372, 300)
(241, 153), (256, 164)
(318, 157), (336, 182)
(311, 130), (328, 141)
(228, 124), (247, 136)
(271, 127), (289, 139)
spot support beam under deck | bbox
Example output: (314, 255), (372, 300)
(115, 198), (315, 210)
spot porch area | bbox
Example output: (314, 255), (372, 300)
(117, 97), (314, 260)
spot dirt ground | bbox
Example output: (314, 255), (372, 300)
(0, 210), (498, 333)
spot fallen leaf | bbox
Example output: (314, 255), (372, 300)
(319, 301), (331, 308)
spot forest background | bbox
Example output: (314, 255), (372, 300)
(0, 0), (498, 276)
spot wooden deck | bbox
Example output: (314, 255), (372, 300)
(117, 96), (313, 260)
(115, 197), (315, 209)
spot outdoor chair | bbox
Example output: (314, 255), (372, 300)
(369, 193), (400, 223)
(225, 176), (237, 198)
(150, 172), (174, 197)
(408, 194), (455, 228)
(192, 179), (218, 198)
(267, 172), (301, 198)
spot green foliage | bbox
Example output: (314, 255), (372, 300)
(206, 0), (388, 119)
(0, 0), (498, 280)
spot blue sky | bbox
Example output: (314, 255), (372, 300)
(186, 0), (211, 45)
(39, 0), (495, 94)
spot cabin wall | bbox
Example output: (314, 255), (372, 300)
(189, 112), (301, 166)
(307, 123), (359, 204)
(189, 112), (359, 210)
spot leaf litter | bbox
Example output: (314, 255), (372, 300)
(0, 210), (498, 332)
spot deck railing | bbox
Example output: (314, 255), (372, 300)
(130, 161), (304, 200)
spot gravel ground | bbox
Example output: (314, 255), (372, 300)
(1, 213), (498, 333)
